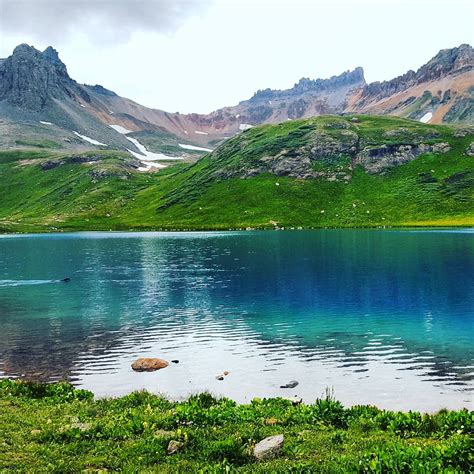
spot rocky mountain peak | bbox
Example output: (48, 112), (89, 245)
(0, 43), (79, 111)
(361, 44), (473, 101)
(293, 67), (365, 94)
(12, 43), (37, 55)
(416, 43), (473, 82)
(248, 67), (366, 103)
(42, 45), (62, 63)
(85, 84), (117, 97)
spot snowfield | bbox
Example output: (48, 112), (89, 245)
(109, 124), (133, 135)
(125, 136), (179, 161)
(109, 124), (188, 172)
(419, 112), (433, 123)
(39, 121), (53, 125)
(137, 162), (166, 172)
(179, 143), (213, 152)
(239, 123), (253, 131)
(73, 131), (107, 146)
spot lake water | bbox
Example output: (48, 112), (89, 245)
(0, 230), (473, 411)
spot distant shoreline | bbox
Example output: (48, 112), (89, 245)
(1, 223), (473, 236)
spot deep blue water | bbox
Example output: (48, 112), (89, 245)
(0, 229), (473, 410)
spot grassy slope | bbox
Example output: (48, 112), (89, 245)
(0, 115), (472, 232)
(0, 381), (472, 472)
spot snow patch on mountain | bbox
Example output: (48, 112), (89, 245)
(419, 112), (433, 123)
(179, 143), (213, 152)
(73, 131), (107, 146)
(109, 124), (133, 134)
(239, 123), (253, 131)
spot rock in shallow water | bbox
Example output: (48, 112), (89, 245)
(280, 380), (299, 389)
(253, 434), (284, 460)
(131, 358), (169, 372)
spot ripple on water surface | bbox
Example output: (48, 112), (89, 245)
(0, 229), (473, 411)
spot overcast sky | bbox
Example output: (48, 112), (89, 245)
(0, 0), (473, 113)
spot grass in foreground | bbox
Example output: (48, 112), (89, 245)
(0, 380), (472, 472)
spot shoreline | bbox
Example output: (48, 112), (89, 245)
(1, 379), (472, 471)
(1, 223), (473, 236)
(2, 377), (473, 414)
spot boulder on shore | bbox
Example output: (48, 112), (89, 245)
(253, 434), (284, 460)
(131, 358), (169, 372)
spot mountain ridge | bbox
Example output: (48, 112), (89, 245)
(0, 43), (472, 159)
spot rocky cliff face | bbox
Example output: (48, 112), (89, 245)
(249, 67), (365, 102)
(204, 116), (459, 181)
(359, 44), (473, 102)
(349, 45), (474, 123)
(0, 44), (143, 153)
(0, 44), (89, 111)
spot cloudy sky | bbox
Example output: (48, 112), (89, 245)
(0, 0), (473, 113)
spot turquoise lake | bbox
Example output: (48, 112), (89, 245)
(0, 229), (473, 411)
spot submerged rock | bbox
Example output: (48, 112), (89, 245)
(253, 434), (284, 460)
(280, 380), (299, 389)
(131, 358), (169, 372)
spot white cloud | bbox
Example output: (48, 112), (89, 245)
(0, 0), (472, 114)
(0, 0), (212, 43)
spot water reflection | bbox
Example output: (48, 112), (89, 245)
(0, 230), (473, 410)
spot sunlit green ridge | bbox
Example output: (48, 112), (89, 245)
(0, 115), (472, 232)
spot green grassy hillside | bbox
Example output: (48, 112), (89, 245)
(0, 115), (473, 232)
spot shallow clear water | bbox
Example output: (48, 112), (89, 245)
(0, 229), (473, 411)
